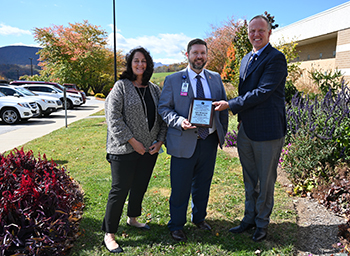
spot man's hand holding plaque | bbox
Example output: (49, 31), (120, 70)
(188, 98), (215, 128)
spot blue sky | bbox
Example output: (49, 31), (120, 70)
(1, 0), (349, 64)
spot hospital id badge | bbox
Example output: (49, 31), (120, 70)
(180, 81), (189, 96)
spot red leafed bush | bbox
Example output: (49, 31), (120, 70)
(313, 165), (350, 253)
(0, 148), (84, 256)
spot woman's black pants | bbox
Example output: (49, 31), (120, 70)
(102, 152), (158, 233)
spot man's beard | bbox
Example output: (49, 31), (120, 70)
(190, 59), (207, 71)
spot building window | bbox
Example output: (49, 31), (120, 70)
(319, 53), (322, 59)
(307, 54), (310, 60)
(333, 51), (336, 57)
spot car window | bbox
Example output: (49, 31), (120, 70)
(25, 86), (39, 92)
(0, 87), (15, 96)
(16, 87), (36, 96)
(42, 87), (54, 93)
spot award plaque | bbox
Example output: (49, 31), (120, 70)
(188, 98), (215, 128)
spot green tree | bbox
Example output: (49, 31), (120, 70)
(34, 20), (124, 94)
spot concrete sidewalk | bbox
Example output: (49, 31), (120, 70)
(0, 97), (105, 153)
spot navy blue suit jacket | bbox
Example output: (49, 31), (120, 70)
(228, 44), (287, 141)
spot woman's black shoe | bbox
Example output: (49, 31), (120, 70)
(127, 223), (151, 230)
(102, 240), (124, 253)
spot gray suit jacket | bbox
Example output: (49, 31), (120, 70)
(105, 79), (167, 155)
(158, 69), (228, 158)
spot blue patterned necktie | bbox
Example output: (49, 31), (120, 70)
(244, 53), (257, 79)
(196, 75), (209, 140)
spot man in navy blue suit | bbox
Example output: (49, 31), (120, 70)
(213, 15), (287, 242)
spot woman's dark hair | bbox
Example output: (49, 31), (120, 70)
(119, 47), (154, 85)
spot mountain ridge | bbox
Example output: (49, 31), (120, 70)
(0, 45), (41, 66)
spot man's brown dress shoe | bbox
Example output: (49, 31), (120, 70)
(170, 229), (187, 242)
(195, 221), (211, 230)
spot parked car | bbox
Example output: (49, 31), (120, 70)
(18, 84), (83, 109)
(0, 91), (39, 124)
(0, 85), (62, 117)
(10, 81), (86, 104)
(63, 83), (87, 103)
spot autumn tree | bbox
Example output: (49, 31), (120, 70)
(204, 17), (240, 74)
(34, 20), (124, 94)
(221, 43), (236, 82)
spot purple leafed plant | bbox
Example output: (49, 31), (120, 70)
(0, 148), (84, 256)
(224, 130), (238, 147)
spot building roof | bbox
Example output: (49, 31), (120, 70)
(270, 1), (350, 46)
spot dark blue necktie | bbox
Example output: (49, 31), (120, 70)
(196, 75), (209, 140)
(244, 53), (257, 79)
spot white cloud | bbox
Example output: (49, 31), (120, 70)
(107, 32), (191, 64)
(9, 42), (40, 47)
(0, 24), (31, 36)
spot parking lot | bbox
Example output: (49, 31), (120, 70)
(0, 97), (105, 153)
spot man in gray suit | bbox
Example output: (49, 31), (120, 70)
(158, 38), (228, 242)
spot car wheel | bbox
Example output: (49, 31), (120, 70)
(37, 105), (43, 117)
(61, 98), (73, 109)
(0, 108), (20, 124)
(67, 99), (73, 109)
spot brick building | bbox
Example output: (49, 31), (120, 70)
(270, 1), (350, 85)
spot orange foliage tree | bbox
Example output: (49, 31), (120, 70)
(204, 16), (240, 74)
(221, 43), (236, 82)
(34, 20), (124, 94)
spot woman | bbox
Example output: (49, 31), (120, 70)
(102, 47), (167, 253)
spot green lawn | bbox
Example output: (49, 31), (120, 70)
(14, 114), (297, 255)
(151, 72), (174, 86)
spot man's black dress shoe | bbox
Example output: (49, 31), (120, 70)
(102, 240), (124, 253)
(194, 221), (212, 230)
(229, 221), (256, 233)
(170, 230), (187, 242)
(127, 223), (150, 230)
(252, 227), (267, 242)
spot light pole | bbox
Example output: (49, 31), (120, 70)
(29, 58), (33, 76)
(113, 0), (117, 83)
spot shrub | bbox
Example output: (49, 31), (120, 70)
(94, 93), (105, 99)
(284, 80), (298, 104)
(101, 83), (113, 98)
(282, 84), (350, 193)
(312, 164), (350, 253)
(309, 68), (345, 97)
(0, 148), (84, 255)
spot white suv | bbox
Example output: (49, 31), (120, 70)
(20, 84), (83, 109)
(0, 86), (62, 117)
(0, 91), (39, 124)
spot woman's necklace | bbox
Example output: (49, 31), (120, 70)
(135, 84), (148, 123)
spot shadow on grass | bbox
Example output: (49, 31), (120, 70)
(71, 217), (299, 255)
(52, 160), (69, 165)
